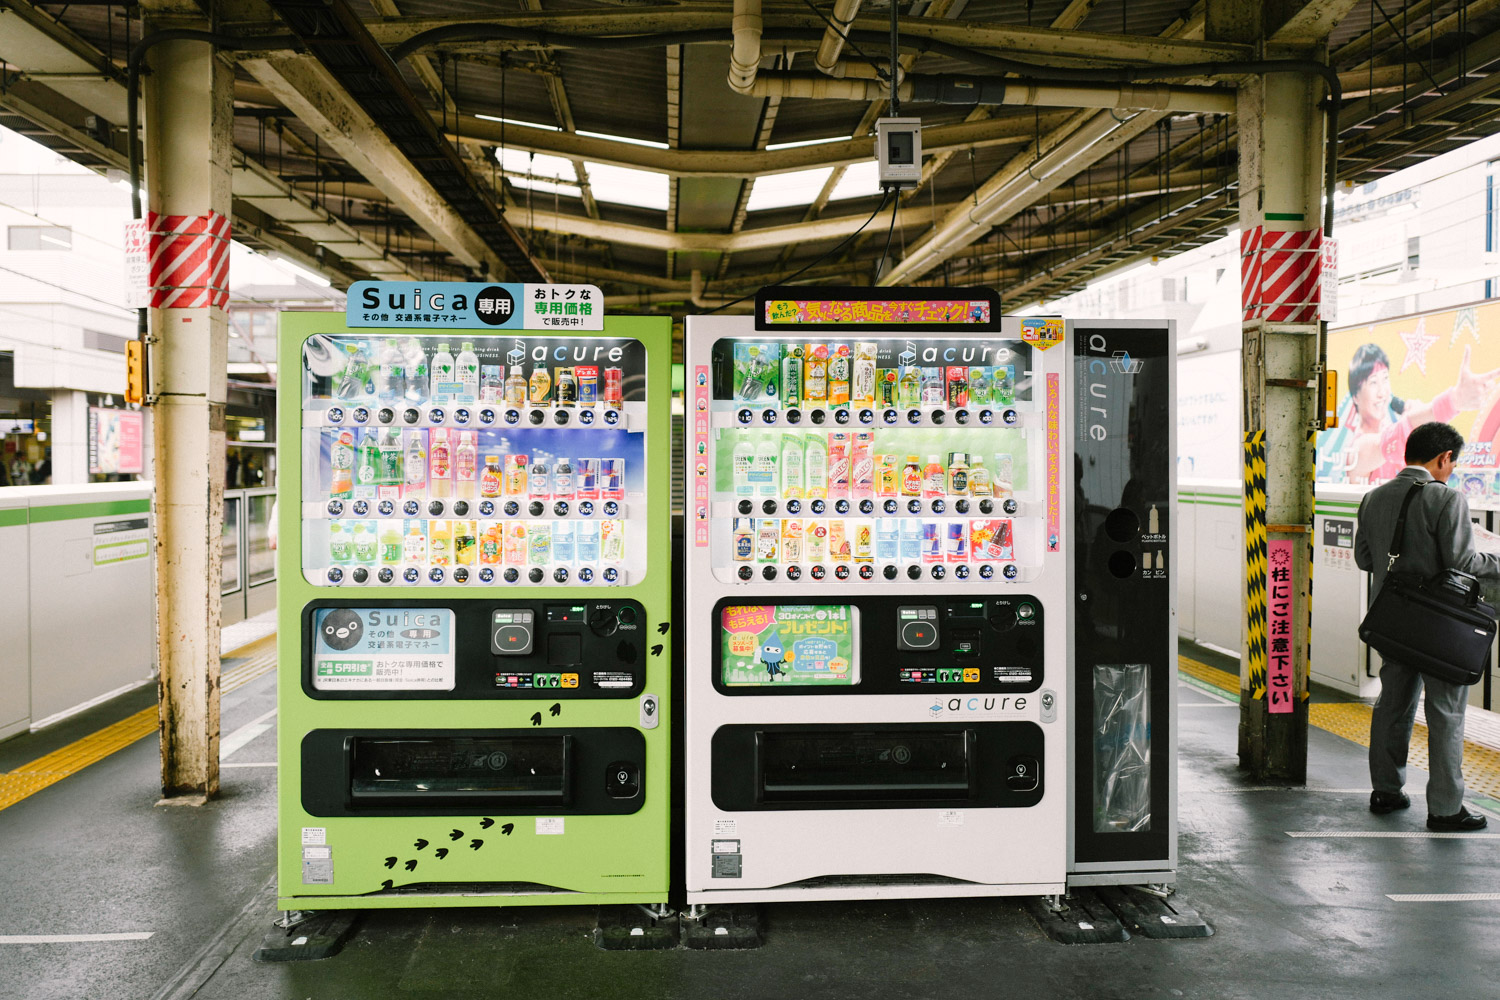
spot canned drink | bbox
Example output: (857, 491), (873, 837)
(603, 367), (624, 409)
(600, 457), (624, 499)
(946, 521), (968, 562)
(577, 458), (600, 498)
(576, 365), (600, 406)
(921, 521), (942, 563)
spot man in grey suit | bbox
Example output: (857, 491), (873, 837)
(1355, 421), (1499, 831)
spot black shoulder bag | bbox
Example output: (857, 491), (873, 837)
(1358, 481), (1497, 685)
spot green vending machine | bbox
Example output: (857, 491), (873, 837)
(276, 285), (672, 911)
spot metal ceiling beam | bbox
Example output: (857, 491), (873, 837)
(1268, 0), (1362, 45)
(516, 201), (952, 253)
(444, 111), (1055, 177)
(0, 0), (418, 284)
(241, 53), (517, 278)
(253, 0), (546, 281)
(0, 0), (129, 122)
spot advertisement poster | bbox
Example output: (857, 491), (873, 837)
(311, 607), (455, 690)
(720, 604), (857, 687)
(1316, 303), (1500, 491)
(88, 408), (144, 475)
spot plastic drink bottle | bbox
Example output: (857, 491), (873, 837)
(576, 521), (600, 563)
(781, 435), (805, 499)
(923, 454), (945, 498)
(377, 337), (406, 402)
(826, 433), (849, 499)
(754, 438), (779, 497)
(553, 457), (575, 500)
(530, 459), (551, 500)
(378, 427), (403, 493)
(733, 439), (755, 497)
(480, 523), (502, 565)
(480, 455), (503, 499)
(553, 522), (576, 564)
(355, 429), (379, 497)
(428, 428), (452, 498)
(430, 343), (455, 403)
(899, 519), (923, 562)
(454, 431), (477, 499)
(379, 524), (403, 564)
(353, 520), (377, 562)
(781, 346), (803, 407)
(454, 521), (477, 565)
(335, 341), (372, 401)
(403, 340), (429, 404)
(455, 342), (479, 402)
(504, 365), (527, 406)
(529, 523), (552, 565)
(805, 433), (829, 499)
(329, 429), (354, 499)
(429, 520), (452, 565)
(968, 456), (993, 497)
(901, 455), (922, 497)
(600, 519), (625, 562)
(947, 452), (970, 496)
(329, 522), (351, 563)
(876, 518), (899, 560)
(404, 430), (427, 497)
(732, 518), (754, 561)
(403, 520), (426, 563)
(850, 432), (874, 499)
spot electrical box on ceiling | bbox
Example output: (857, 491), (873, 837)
(875, 118), (922, 189)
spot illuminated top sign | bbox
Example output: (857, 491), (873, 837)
(347, 281), (604, 331)
(754, 285), (1001, 332)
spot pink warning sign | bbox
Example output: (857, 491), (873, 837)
(1266, 539), (1296, 714)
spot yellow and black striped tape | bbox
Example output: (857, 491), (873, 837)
(1244, 429), (1268, 700)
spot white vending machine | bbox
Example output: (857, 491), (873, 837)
(684, 292), (1179, 904)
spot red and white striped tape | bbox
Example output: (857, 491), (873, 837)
(1241, 225), (1322, 324)
(147, 211), (231, 309)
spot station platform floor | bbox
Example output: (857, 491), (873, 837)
(3, 631), (1500, 1000)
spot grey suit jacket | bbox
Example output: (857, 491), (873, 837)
(1354, 466), (1500, 596)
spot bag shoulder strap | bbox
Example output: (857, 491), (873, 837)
(1387, 480), (1435, 571)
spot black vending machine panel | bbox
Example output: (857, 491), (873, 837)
(1072, 325), (1173, 868)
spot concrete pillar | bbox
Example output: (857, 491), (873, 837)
(1236, 64), (1327, 781)
(142, 20), (232, 801)
(49, 389), (88, 484)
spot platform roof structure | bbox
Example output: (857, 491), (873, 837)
(2, 0), (1497, 310)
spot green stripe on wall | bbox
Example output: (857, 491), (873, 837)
(1264, 212), (1305, 221)
(27, 499), (150, 523)
(0, 508), (26, 527)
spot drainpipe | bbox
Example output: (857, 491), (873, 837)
(736, 73), (1236, 115)
(728, 0), (763, 95)
(814, 0), (864, 77)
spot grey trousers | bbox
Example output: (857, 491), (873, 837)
(1369, 657), (1469, 816)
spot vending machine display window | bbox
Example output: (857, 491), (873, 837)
(298, 333), (648, 588)
(719, 604), (859, 687)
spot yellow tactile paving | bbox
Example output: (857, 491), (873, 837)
(0, 632), (279, 812)
(1179, 655), (1500, 802)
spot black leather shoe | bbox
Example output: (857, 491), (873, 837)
(1427, 807), (1489, 831)
(1370, 791), (1411, 814)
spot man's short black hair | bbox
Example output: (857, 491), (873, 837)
(1405, 421), (1464, 465)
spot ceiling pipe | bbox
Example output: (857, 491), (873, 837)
(814, 0), (865, 77)
(738, 72), (1236, 114)
(728, 0), (763, 95)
